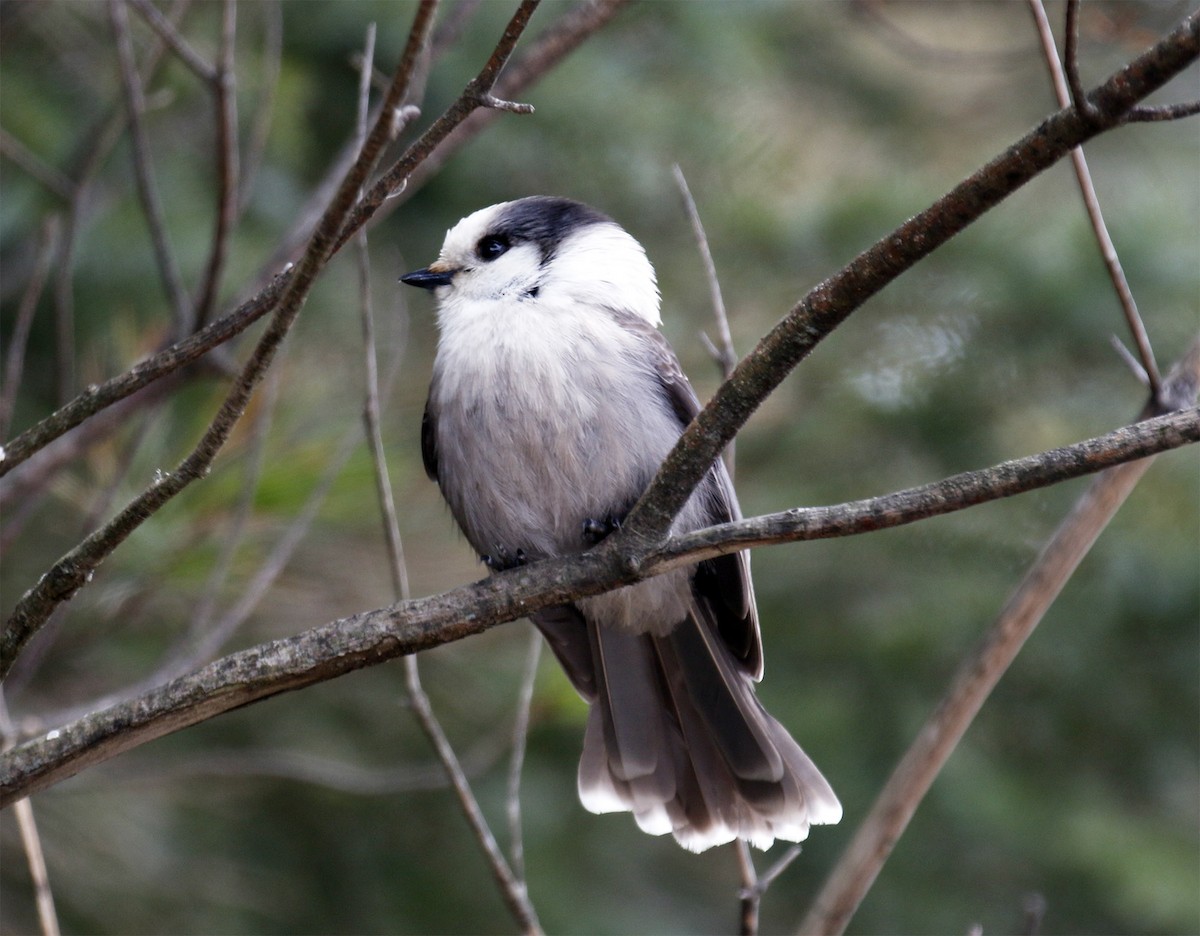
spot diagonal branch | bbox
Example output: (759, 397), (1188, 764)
(1027, 0), (1161, 397)
(797, 343), (1200, 936)
(2, 403), (1195, 806)
(615, 10), (1199, 547)
(0, 1), (438, 681)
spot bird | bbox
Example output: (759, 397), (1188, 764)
(400, 196), (840, 852)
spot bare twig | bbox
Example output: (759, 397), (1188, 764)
(403, 658), (543, 933)
(111, 0), (191, 335)
(735, 838), (803, 935)
(673, 165), (736, 380)
(0, 272), (288, 476)
(1063, 0), (1101, 123)
(0, 693), (59, 936)
(1, 2), (435, 680)
(3, 404), (1195, 804)
(798, 345), (1200, 936)
(1124, 99), (1200, 122)
(127, 0), (216, 82)
(352, 27), (538, 926)
(673, 163), (737, 477)
(0, 218), (59, 440)
(238, 0), (283, 213)
(1, 0), (627, 476)
(507, 627), (542, 880)
(192, 0), (241, 330)
(736, 840), (760, 936)
(0, 130), (74, 201)
(1027, 0), (1162, 397)
(332, 0), (542, 253)
(394, 0), (631, 220)
(617, 9), (1199, 546)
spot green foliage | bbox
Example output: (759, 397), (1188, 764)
(1, 2), (1196, 933)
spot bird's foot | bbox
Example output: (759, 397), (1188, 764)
(581, 514), (622, 546)
(482, 545), (527, 571)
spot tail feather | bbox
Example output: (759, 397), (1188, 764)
(572, 610), (841, 852)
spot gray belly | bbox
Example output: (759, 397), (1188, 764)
(433, 367), (678, 563)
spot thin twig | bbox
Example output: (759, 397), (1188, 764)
(404, 658), (543, 933)
(0, 2), (435, 679)
(0, 130), (74, 201)
(1, 218), (59, 440)
(111, 0), (191, 335)
(798, 345), (1200, 936)
(127, 0), (216, 82)
(673, 163), (737, 477)
(1, 0), (626, 475)
(1063, 0), (1100, 122)
(332, 0), (543, 253)
(1027, 0), (1162, 397)
(617, 9), (1199, 545)
(0, 272), (289, 476)
(191, 0), (241, 331)
(1124, 99), (1200, 122)
(238, 0), (283, 213)
(736, 840), (760, 936)
(0, 692), (60, 936)
(3, 403), (1196, 803)
(352, 24), (538, 928)
(736, 840), (803, 936)
(507, 627), (542, 880)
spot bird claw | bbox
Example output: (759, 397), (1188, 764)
(482, 545), (527, 571)
(582, 514), (621, 545)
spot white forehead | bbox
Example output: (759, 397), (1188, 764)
(437, 202), (511, 260)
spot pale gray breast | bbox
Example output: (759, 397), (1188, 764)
(430, 321), (682, 562)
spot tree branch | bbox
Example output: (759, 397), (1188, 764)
(615, 9), (1199, 546)
(798, 342), (1200, 936)
(3, 404), (1195, 806)
(0, 0), (628, 479)
(0, 1), (436, 680)
(1027, 0), (1162, 397)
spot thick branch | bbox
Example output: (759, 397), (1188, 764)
(2, 406), (1194, 806)
(617, 10), (1199, 545)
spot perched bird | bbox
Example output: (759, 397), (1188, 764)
(401, 196), (840, 852)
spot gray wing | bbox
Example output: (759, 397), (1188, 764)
(616, 311), (764, 680)
(421, 395), (438, 482)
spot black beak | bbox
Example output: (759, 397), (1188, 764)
(399, 267), (455, 290)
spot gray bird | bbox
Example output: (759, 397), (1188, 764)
(401, 196), (840, 851)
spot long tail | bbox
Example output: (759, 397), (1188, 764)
(540, 606), (841, 852)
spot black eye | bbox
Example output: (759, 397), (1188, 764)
(476, 234), (510, 261)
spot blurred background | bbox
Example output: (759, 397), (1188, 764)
(1, 1), (1197, 933)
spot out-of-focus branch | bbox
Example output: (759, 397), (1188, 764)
(0, 692), (59, 936)
(0, 2), (437, 680)
(3, 403), (1194, 806)
(0, 130), (74, 201)
(331, 0), (542, 253)
(351, 27), (539, 928)
(617, 9), (1198, 546)
(0, 219), (59, 441)
(192, 0), (241, 330)
(0, 0), (628, 479)
(798, 342), (1200, 936)
(111, 0), (191, 334)
(128, 0), (216, 82)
